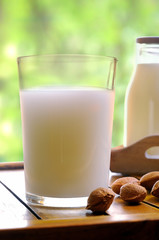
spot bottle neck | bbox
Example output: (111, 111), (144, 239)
(136, 43), (159, 64)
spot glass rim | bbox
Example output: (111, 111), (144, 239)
(17, 53), (118, 63)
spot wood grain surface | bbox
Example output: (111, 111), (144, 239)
(0, 168), (159, 239)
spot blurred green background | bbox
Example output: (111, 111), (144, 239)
(0, 0), (159, 162)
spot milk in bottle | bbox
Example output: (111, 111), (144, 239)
(124, 37), (159, 156)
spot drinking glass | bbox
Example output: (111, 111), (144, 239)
(17, 54), (117, 207)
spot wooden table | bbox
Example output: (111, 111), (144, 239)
(0, 163), (159, 240)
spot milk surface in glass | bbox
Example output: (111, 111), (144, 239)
(124, 63), (159, 154)
(20, 87), (114, 198)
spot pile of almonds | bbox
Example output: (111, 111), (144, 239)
(111, 176), (146, 203)
(86, 171), (159, 213)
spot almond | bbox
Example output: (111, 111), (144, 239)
(86, 187), (115, 213)
(120, 183), (147, 203)
(151, 180), (159, 198)
(140, 171), (159, 190)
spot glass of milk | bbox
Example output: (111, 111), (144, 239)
(17, 54), (117, 207)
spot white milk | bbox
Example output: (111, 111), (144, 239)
(124, 63), (159, 154)
(20, 87), (114, 198)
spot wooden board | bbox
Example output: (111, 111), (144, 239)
(1, 168), (159, 239)
(111, 135), (159, 174)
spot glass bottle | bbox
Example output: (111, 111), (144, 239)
(124, 37), (159, 156)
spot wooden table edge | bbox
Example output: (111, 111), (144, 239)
(1, 213), (159, 240)
(1, 212), (159, 230)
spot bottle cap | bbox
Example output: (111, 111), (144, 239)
(136, 37), (159, 44)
